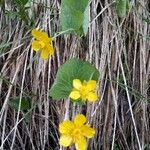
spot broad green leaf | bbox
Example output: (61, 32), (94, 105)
(60, 0), (89, 35)
(83, 5), (89, 35)
(63, 0), (88, 12)
(61, 5), (84, 32)
(116, 0), (127, 18)
(126, 0), (130, 11)
(49, 58), (100, 100)
(9, 97), (30, 111)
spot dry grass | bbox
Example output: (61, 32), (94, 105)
(0, 0), (150, 150)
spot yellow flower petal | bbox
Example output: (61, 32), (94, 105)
(69, 91), (81, 100)
(31, 40), (41, 51)
(31, 29), (51, 42)
(46, 45), (54, 55)
(75, 136), (87, 150)
(32, 29), (48, 39)
(59, 135), (73, 147)
(87, 92), (97, 102)
(86, 80), (96, 91)
(73, 79), (82, 90)
(38, 41), (45, 48)
(40, 47), (50, 59)
(74, 114), (86, 127)
(59, 120), (74, 134)
(81, 124), (95, 138)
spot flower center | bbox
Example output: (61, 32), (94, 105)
(72, 128), (81, 137)
(80, 85), (88, 97)
(39, 41), (45, 48)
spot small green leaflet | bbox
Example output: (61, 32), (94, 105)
(60, 0), (89, 35)
(116, 0), (129, 18)
(8, 97), (30, 111)
(49, 58), (100, 100)
(9, 97), (32, 123)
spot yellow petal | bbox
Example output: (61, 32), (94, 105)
(69, 91), (81, 100)
(74, 114), (86, 127)
(40, 47), (49, 59)
(81, 124), (95, 138)
(59, 120), (74, 134)
(87, 92), (97, 102)
(73, 79), (82, 90)
(31, 29), (51, 42)
(40, 44), (54, 59)
(38, 41), (45, 48)
(46, 45), (54, 55)
(75, 136), (87, 150)
(31, 40), (41, 51)
(86, 80), (96, 91)
(59, 135), (73, 147)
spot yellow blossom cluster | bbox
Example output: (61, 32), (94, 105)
(31, 29), (54, 59)
(69, 79), (97, 102)
(59, 114), (95, 150)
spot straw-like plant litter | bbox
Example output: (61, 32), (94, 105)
(0, 0), (150, 150)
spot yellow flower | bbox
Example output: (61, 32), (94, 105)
(59, 114), (95, 150)
(31, 29), (54, 59)
(69, 79), (97, 102)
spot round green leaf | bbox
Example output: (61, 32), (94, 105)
(60, 0), (89, 35)
(49, 58), (100, 100)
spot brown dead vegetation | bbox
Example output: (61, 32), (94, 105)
(0, 0), (150, 150)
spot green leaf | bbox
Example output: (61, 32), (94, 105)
(63, 0), (88, 12)
(116, 0), (127, 18)
(60, 5), (84, 32)
(49, 58), (100, 100)
(83, 5), (89, 35)
(126, 0), (130, 11)
(72, 99), (85, 106)
(15, 0), (28, 6)
(60, 0), (89, 35)
(9, 97), (30, 111)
